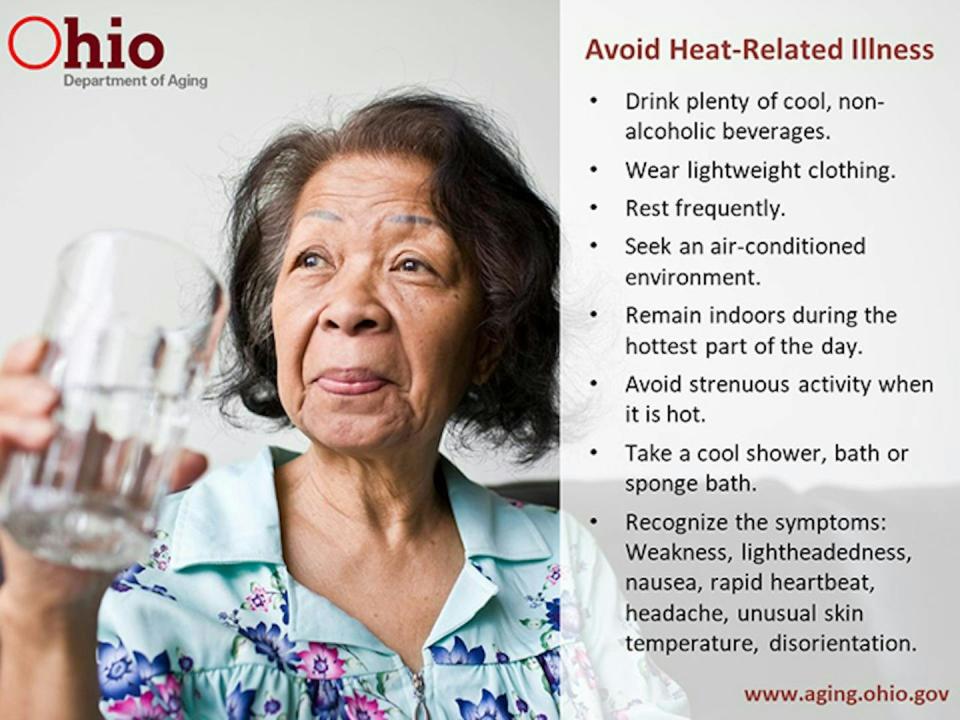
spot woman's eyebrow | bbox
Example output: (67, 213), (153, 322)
(386, 214), (436, 226)
(301, 210), (435, 226)
(303, 209), (342, 222)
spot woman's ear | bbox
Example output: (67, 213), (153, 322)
(472, 334), (503, 385)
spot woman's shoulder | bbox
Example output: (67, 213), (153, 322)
(439, 456), (562, 564)
(97, 446), (283, 638)
(96, 448), (297, 716)
(438, 456), (610, 566)
(153, 446), (288, 568)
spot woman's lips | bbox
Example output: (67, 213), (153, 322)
(314, 369), (389, 396)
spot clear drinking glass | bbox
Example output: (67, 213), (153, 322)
(0, 230), (229, 570)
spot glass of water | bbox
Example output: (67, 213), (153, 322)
(0, 230), (228, 570)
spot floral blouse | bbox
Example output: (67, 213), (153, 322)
(96, 446), (688, 719)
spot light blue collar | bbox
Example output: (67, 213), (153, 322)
(168, 445), (552, 656)
(169, 445), (551, 569)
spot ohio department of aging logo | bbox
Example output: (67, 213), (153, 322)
(7, 15), (164, 70)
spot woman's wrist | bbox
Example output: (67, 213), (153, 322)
(0, 584), (101, 649)
(0, 588), (103, 720)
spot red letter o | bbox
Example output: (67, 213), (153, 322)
(8, 16), (62, 70)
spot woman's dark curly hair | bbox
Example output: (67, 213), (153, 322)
(214, 92), (558, 463)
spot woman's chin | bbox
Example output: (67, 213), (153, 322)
(298, 408), (414, 457)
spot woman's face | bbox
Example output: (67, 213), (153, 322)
(271, 153), (488, 456)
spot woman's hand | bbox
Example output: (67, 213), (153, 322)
(0, 336), (209, 719)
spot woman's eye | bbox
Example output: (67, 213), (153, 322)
(297, 251), (328, 269)
(398, 257), (430, 273)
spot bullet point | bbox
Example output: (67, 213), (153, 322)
(590, 448), (597, 456)
(590, 96), (597, 104)
(590, 310), (597, 318)
(590, 165), (597, 173)
(590, 517), (598, 525)
(590, 203), (597, 210)
(590, 379), (597, 386)
(590, 241), (597, 248)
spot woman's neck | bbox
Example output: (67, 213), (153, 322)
(274, 441), (450, 550)
(273, 441), (466, 671)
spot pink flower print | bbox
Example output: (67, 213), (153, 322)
(107, 675), (184, 720)
(345, 692), (388, 720)
(546, 563), (561, 585)
(151, 674), (184, 719)
(150, 543), (170, 571)
(245, 584), (272, 613)
(296, 642), (346, 680)
(106, 691), (167, 719)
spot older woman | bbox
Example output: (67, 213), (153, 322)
(0, 94), (687, 719)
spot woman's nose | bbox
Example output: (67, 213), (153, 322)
(317, 272), (391, 335)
